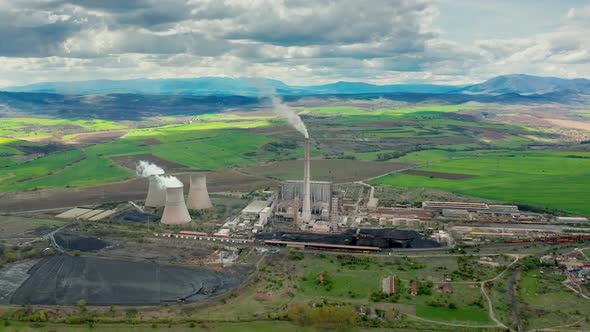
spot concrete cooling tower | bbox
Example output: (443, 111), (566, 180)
(161, 186), (191, 225)
(186, 174), (213, 210)
(145, 175), (167, 207)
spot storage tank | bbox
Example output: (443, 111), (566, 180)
(161, 186), (191, 225)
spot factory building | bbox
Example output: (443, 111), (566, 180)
(279, 180), (333, 204)
(554, 216), (589, 224)
(423, 201), (489, 211)
(275, 180), (334, 222)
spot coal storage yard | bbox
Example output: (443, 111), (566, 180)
(257, 228), (441, 249)
(111, 210), (161, 223)
(54, 233), (107, 252)
(10, 255), (250, 306)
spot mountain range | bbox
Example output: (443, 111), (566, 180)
(4, 74), (589, 97)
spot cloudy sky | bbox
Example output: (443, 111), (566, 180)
(0, 0), (589, 87)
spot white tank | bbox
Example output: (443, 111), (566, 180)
(145, 175), (166, 207)
(161, 186), (191, 225)
(186, 174), (213, 210)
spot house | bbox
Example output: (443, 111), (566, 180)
(411, 280), (418, 296)
(382, 275), (396, 295)
(556, 252), (582, 261)
(439, 283), (453, 294)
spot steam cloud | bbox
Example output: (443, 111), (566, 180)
(155, 175), (183, 189)
(136, 160), (165, 177)
(136, 160), (183, 188)
(270, 95), (309, 138)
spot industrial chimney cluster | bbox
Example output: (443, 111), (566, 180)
(143, 174), (213, 225)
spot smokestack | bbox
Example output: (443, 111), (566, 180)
(293, 197), (299, 229)
(145, 175), (167, 207)
(302, 136), (311, 222)
(186, 174), (213, 210)
(161, 186), (191, 225)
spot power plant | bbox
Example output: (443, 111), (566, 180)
(144, 175), (167, 207)
(187, 174), (213, 210)
(161, 185), (191, 225)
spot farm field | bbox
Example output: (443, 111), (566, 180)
(371, 150), (590, 215)
(239, 159), (413, 183)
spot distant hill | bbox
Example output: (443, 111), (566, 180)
(3, 74), (589, 97)
(3, 77), (458, 96)
(460, 74), (590, 95)
(1, 77), (292, 96)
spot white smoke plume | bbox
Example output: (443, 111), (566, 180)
(136, 160), (165, 177)
(251, 78), (308, 138)
(270, 95), (309, 138)
(155, 175), (183, 189)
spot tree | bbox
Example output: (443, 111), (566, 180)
(77, 299), (87, 312)
(287, 303), (310, 325)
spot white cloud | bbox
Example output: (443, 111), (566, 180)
(0, 0), (588, 87)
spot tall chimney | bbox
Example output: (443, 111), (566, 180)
(186, 174), (213, 210)
(293, 197), (299, 229)
(161, 186), (191, 225)
(302, 136), (311, 222)
(145, 175), (166, 207)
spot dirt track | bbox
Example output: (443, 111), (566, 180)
(0, 170), (277, 212)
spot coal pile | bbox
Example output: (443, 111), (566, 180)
(11, 255), (251, 306)
(256, 228), (441, 249)
(111, 210), (161, 223)
(54, 233), (107, 252)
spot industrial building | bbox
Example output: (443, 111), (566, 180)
(554, 216), (589, 224)
(275, 180), (334, 221)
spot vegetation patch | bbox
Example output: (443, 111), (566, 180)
(401, 169), (478, 180)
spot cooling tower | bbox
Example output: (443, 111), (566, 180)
(161, 186), (191, 225)
(302, 136), (311, 222)
(145, 175), (167, 207)
(186, 174), (213, 210)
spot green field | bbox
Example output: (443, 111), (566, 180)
(415, 305), (490, 324)
(518, 267), (589, 330)
(0, 321), (320, 332)
(295, 253), (491, 325)
(0, 117), (277, 191)
(371, 150), (590, 215)
(0, 150), (84, 188)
